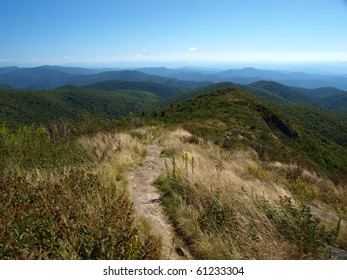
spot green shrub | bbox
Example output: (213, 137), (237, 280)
(260, 196), (338, 257)
(0, 124), (88, 172)
(0, 169), (159, 259)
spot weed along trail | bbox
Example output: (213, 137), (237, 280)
(128, 144), (192, 260)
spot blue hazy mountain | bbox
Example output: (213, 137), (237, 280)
(0, 66), (210, 90)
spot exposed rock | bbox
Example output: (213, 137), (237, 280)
(327, 246), (347, 260)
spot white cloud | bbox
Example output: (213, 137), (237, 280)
(63, 56), (70, 59)
(188, 47), (198, 52)
(142, 49), (148, 52)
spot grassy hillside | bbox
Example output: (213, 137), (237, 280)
(154, 128), (346, 259)
(0, 124), (160, 259)
(150, 88), (347, 180)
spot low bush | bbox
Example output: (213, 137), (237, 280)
(260, 196), (339, 257)
(0, 168), (159, 259)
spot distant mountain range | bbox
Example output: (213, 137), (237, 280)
(0, 66), (210, 90)
(138, 66), (347, 90)
(1, 65), (347, 90)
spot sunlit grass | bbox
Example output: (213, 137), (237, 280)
(156, 128), (345, 259)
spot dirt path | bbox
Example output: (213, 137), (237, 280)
(128, 144), (191, 260)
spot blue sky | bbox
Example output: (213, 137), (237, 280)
(1, 0), (347, 67)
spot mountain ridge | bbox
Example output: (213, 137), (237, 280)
(2, 65), (347, 90)
(0, 66), (211, 90)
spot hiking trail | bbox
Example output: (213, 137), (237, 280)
(128, 144), (192, 260)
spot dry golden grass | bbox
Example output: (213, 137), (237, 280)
(264, 161), (347, 218)
(157, 129), (293, 259)
(159, 129), (291, 205)
(78, 131), (161, 253)
(79, 132), (146, 185)
(156, 128), (345, 259)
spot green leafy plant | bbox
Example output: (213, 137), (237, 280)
(260, 196), (339, 256)
(0, 169), (159, 259)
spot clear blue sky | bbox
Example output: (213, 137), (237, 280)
(1, 0), (347, 66)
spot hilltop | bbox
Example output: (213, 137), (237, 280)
(168, 81), (347, 117)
